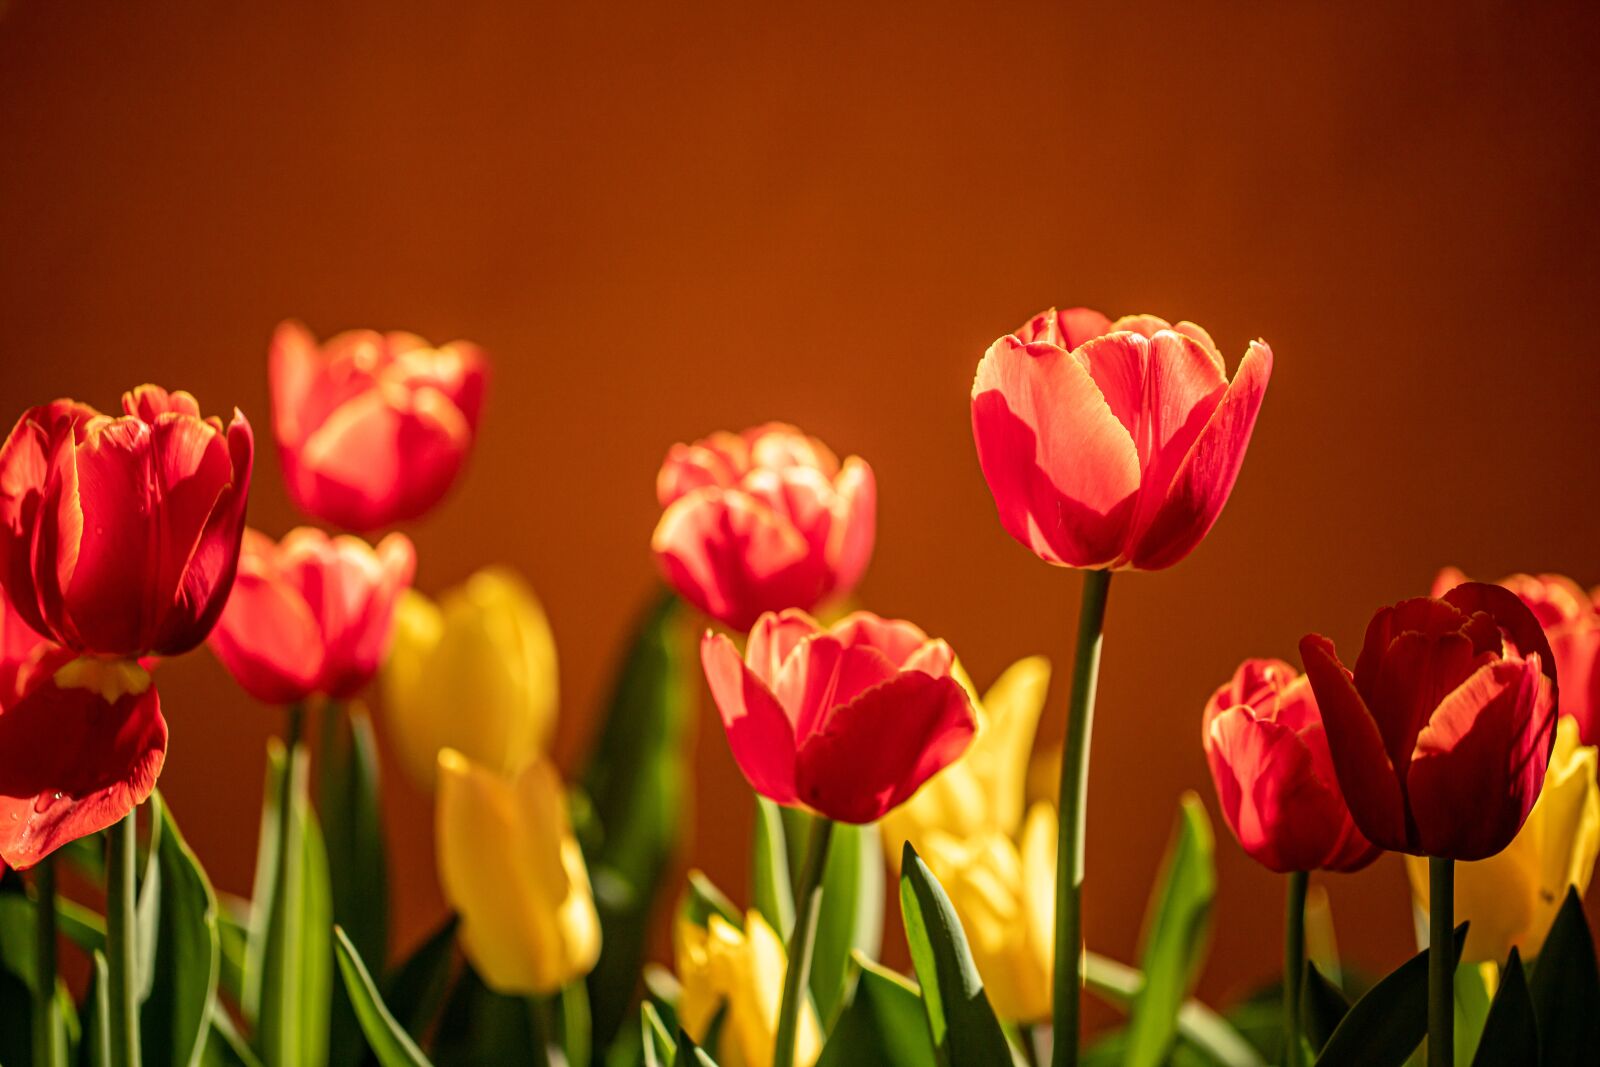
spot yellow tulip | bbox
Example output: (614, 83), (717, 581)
(881, 655), (1051, 867)
(435, 748), (600, 994)
(919, 801), (1056, 1023)
(383, 567), (559, 789)
(1406, 715), (1600, 963)
(674, 906), (821, 1067)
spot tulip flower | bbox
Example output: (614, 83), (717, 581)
(208, 527), (415, 704)
(970, 309), (1272, 571)
(675, 907), (822, 1067)
(270, 320), (488, 531)
(700, 608), (976, 825)
(0, 387), (253, 657)
(653, 423), (876, 631)
(1406, 716), (1600, 963)
(381, 567), (559, 789)
(435, 748), (600, 995)
(1202, 658), (1379, 874)
(919, 802), (1057, 1023)
(1, 578), (50, 705)
(1435, 567), (1600, 746)
(881, 655), (1051, 868)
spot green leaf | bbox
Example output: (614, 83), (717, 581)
(1313, 922), (1467, 1067)
(1470, 948), (1536, 1066)
(817, 952), (938, 1067)
(320, 704), (391, 1067)
(1124, 794), (1216, 1067)
(430, 966), (533, 1064)
(379, 916), (459, 1044)
(140, 791), (223, 1067)
(1451, 959), (1492, 1066)
(242, 742), (287, 1028)
(581, 591), (695, 1053)
(216, 898), (249, 1010)
(640, 1001), (676, 1067)
(1082, 951), (1263, 1067)
(559, 979), (593, 1067)
(200, 1004), (265, 1067)
(333, 926), (433, 1067)
(682, 871), (742, 930)
(1302, 962), (1350, 1053)
(85, 950), (112, 1067)
(751, 797), (795, 938)
(810, 821), (884, 1028)
(897, 842), (1013, 1067)
(56, 896), (106, 956)
(1528, 886), (1600, 1067)
(674, 1027), (718, 1067)
(135, 796), (166, 1004)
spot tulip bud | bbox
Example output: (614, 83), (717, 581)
(970, 309), (1272, 570)
(674, 907), (821, 1067)
(435, 749), (600, 995)
(381, 567), (558, 790)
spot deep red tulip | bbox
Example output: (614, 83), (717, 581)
(0, 578), (51, 706)
(208, 526), (415, 704)
(0, 387), (254, 658)
(271, 320), (488, 532)
(1435, 567), (1600, 747)
(1300, 583), (1559, 861)
(1202, 658), (1379, 873)
(700, 609), (974, 823)
(653, 424), (876, 631)
(971, 309), (1272, 571)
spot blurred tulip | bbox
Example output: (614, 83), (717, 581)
(701, 609), (976, 824)
(208, 527), (415, 704)
(0, 386), (253, 657)
(270, 320), (487, 531)
(1202, 658), (1379, 873)
(1301, 582), (1559, 860)
(381, 567), (558, 789)
(675, 907), (821, 1067)
(435, 749), (600, 995)
(920, 802), (1056, 1023)
(1435, 567), (1600, 746)
(652, 423), (875, 631)
(1406, 716), (1600, 963)
(970, 309), (1272, 571)
(881, 655), (1050, 867)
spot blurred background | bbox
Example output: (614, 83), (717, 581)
(3, 0), (1598, 1022)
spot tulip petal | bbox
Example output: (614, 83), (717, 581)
(1016, 307), (1113, 350)
(825, 457), (876, 599)
(744, 609), (823, 688)
(207, 557), (324, 705)
(1443, 581), (1561, 693)
(773, 635), (902, 740)
(826, 612), (932, 668)
(702, 632), (798, 804)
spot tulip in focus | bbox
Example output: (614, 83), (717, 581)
(675, 906), (821, 1067)
(1300, 582), (1559, 860)
(653, 423), (876, 631)
(381, 567), (559, 790)
(701, 609), (976, 824)
(0, 386), (253, 657)
(1406, 716), (1600, 963)
(270, 321), (488, 531)
(435, 748), (601, 994)
(970, 309), (1272, 570)
(208, 527), (415, 704)
(1202, 658), (1379, 873)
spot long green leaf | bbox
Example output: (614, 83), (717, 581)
(817, 952), (938, 1067)
(674, 1026), (718, 1067)
(429, 966), (533, 1064)
(1124, 794), (1216, 1067)
(377, 916), (458, 1045)
(1302, 962), (1350, 1053)
(751, 797), (795, 937)
(1528, 886), (1600, 1067)
(559, 980), (592, 1067)
(1314, 923), (1467, 1067)
(1083, 951), (1264, 1067)
(640, 1001), (675, 1067)
(86, 950), (112, 1067)
(140, 791), (223, 1067)
(811, 821), (884, 1027)
(1470, 948), (1536, 1066)
(215, 898), (249, 1010)
(333, 926), (432, 1067)
(898, 842), (1013, 1067)
(135, 797), (165, 1003)
(242, 743), (287, 1027)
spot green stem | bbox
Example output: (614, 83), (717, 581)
(32, 854), (60, 1067)
(1018, 1024), (1042, 1067)
(1284, 870), (1309, 1067)
(1051, 568), (1112, 1067)
(106, 810), (141, 1067)
(1428, 858), (1454, 1067)
(279, 702), (304, 889)
(773, 816), (834, 1067)
(527, 994), (554, 1067)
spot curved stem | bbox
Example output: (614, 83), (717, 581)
(1051, 568), (1113, 1067)
(1428, 858), (1455, 1067)
(107, 809), (141, 1067)
(32, 853), (61, 1067)
(1284, 870), (1309, 1067)
(773, 816), (833, 1067)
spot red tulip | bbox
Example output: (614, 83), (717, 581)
(270, 320), (488, 531)
(700, 609), (975, 823)
(970, 309), (1272, 570)
(0, 577), (51, 706)
(1434, 567), (1600, 747)
(1202, 658), (1379, 873)
(207, 526), (416, 704)
(1300, 583), (1559, 861)
(0, 387), (254, 658)
(653, 423), (876, 631)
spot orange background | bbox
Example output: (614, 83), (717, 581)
(4, 0), (1600, 1024)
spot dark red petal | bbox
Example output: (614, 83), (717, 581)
(1443, 581), (1561, 695)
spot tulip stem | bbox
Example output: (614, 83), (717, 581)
(32, 854), (61, 1067)
(1428, 857), (1454, 1067)
(107, 809), (141, 1067)
(1052, 567), (1112, 1067)
(527, 995), (553, 1067)
(1283, 870), (1308, 1067)
(774, 816), (833, 1067)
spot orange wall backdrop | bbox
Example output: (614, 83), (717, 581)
(4, 0), (1600, 1018)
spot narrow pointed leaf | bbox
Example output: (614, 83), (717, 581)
(201, 1004), (266, 1067)
(334, 926), (433, 1067)
(1527, 886), (1600, 1067)
(1302, 962), (1350, 1052)
(86, 950), (111, 1067)
(817, 952), (938, 1067)
(1313, 922), (1467, 1067)
(242, 742), (287, 1027)
(135, 797), (165, 1003)
(682, 872), (741, 930)
(1470, 948), (1536, 1066)
(751, 797), (795, 937)
(429, 966), (533, 1064)
(559, 979), (592, 1067)
(140, 791), (223, 1067)
(641, 1001), (676, 1067)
